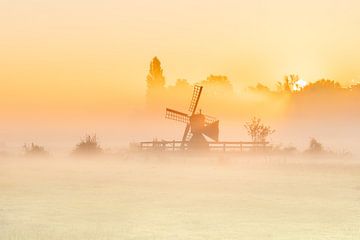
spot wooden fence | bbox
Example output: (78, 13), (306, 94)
(135, 141), (270, 152)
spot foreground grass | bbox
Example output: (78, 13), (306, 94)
(0, 156), (359, 240)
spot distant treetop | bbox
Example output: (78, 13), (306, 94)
(147, 57), (165, 90)
(146, 57), (166, 110)
(199, 75), (233, 96)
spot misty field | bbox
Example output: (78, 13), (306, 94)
(0, 156), (359, 240)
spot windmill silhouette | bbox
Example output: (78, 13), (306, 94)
(165, 85), (219, 150)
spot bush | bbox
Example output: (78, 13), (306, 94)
(72, 135), (103, 156)
(305, 138), (323, 154)
(244, 117), (275, 142)
(23, 143), (49, 157)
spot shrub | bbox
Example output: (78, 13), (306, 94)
(305, 138), (323, 154)
(244, 117), (275, 142)
(23, 143), (49, 157)
(72, 135), (103, 155)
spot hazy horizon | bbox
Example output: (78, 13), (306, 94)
(0, 1), (359, 153)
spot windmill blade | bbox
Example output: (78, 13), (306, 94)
(185, 131), (193, 141)
(188, 85), (203, 114)
(181, 124), (191, 149)
(165, 108), (190, 124)
(202, 120), (219, 142)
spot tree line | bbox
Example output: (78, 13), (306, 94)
(145, 57), (360, 119)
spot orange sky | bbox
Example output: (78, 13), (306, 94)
(1, 0), (360, 115)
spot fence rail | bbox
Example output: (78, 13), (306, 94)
(135, 141), (270, 152)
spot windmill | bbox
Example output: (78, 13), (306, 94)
(165, 85), (219, 150)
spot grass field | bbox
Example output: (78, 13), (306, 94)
(0, 155), (359, 239)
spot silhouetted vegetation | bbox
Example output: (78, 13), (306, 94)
(140, 57), (358, 157)
(199, 75), (233, 96)
(305, 138), (324, 154)
(146, 57), (166, 110)
(146, 57), (237, 112)
(72, 135), (103, 156)
(23, 143), (49, 157)
(277, 74), (300, 92)
(147, 57), (165, 90)
(145, 57), (360, 125)
(301, 79), (341, 93)
(244, 117), (275, 142)
(249, 83), (271, 93)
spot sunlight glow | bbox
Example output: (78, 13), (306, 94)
(293, 79), (308, 91)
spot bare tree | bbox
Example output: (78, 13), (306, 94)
(244, 117), (275, 142)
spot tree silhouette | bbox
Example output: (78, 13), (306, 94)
(72, 135), (103, 155)
(23, 143), (49, 157)
(249, 83), (271, 93)
(199, 75), (233, 96)
(168, 79), (193, 98)
(305, 138), (323, 154)
(146, 57), (166, 109)
(244, 117), (275, 142)
(277, 74), (299, 92)
(301, 79), (341, 93)
(174, 79), (191, 90)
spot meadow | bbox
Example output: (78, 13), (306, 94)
(0, 155), (359, 240)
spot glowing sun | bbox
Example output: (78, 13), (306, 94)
(293, 79), (308, 91)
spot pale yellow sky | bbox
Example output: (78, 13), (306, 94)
(1, 0), (360, 112)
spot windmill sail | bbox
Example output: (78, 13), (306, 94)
(188, 85), (203, 114)
(165, 85), (219, 151)
(181, 124), (191, 149)
(165, 108), (190, 123)
(202, 120), (219, 141)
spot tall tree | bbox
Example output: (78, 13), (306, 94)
(146, 57), (166, 109)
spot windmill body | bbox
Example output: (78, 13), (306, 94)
(138, 84), (269, 152)
(165, 85), (219, 151)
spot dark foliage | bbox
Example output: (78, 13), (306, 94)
(305, 138), (324, 154)
(72, 135), (103, 156)
(23, 143), (49, 157)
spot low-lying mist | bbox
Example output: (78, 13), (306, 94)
(1, 155), (359, 240)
